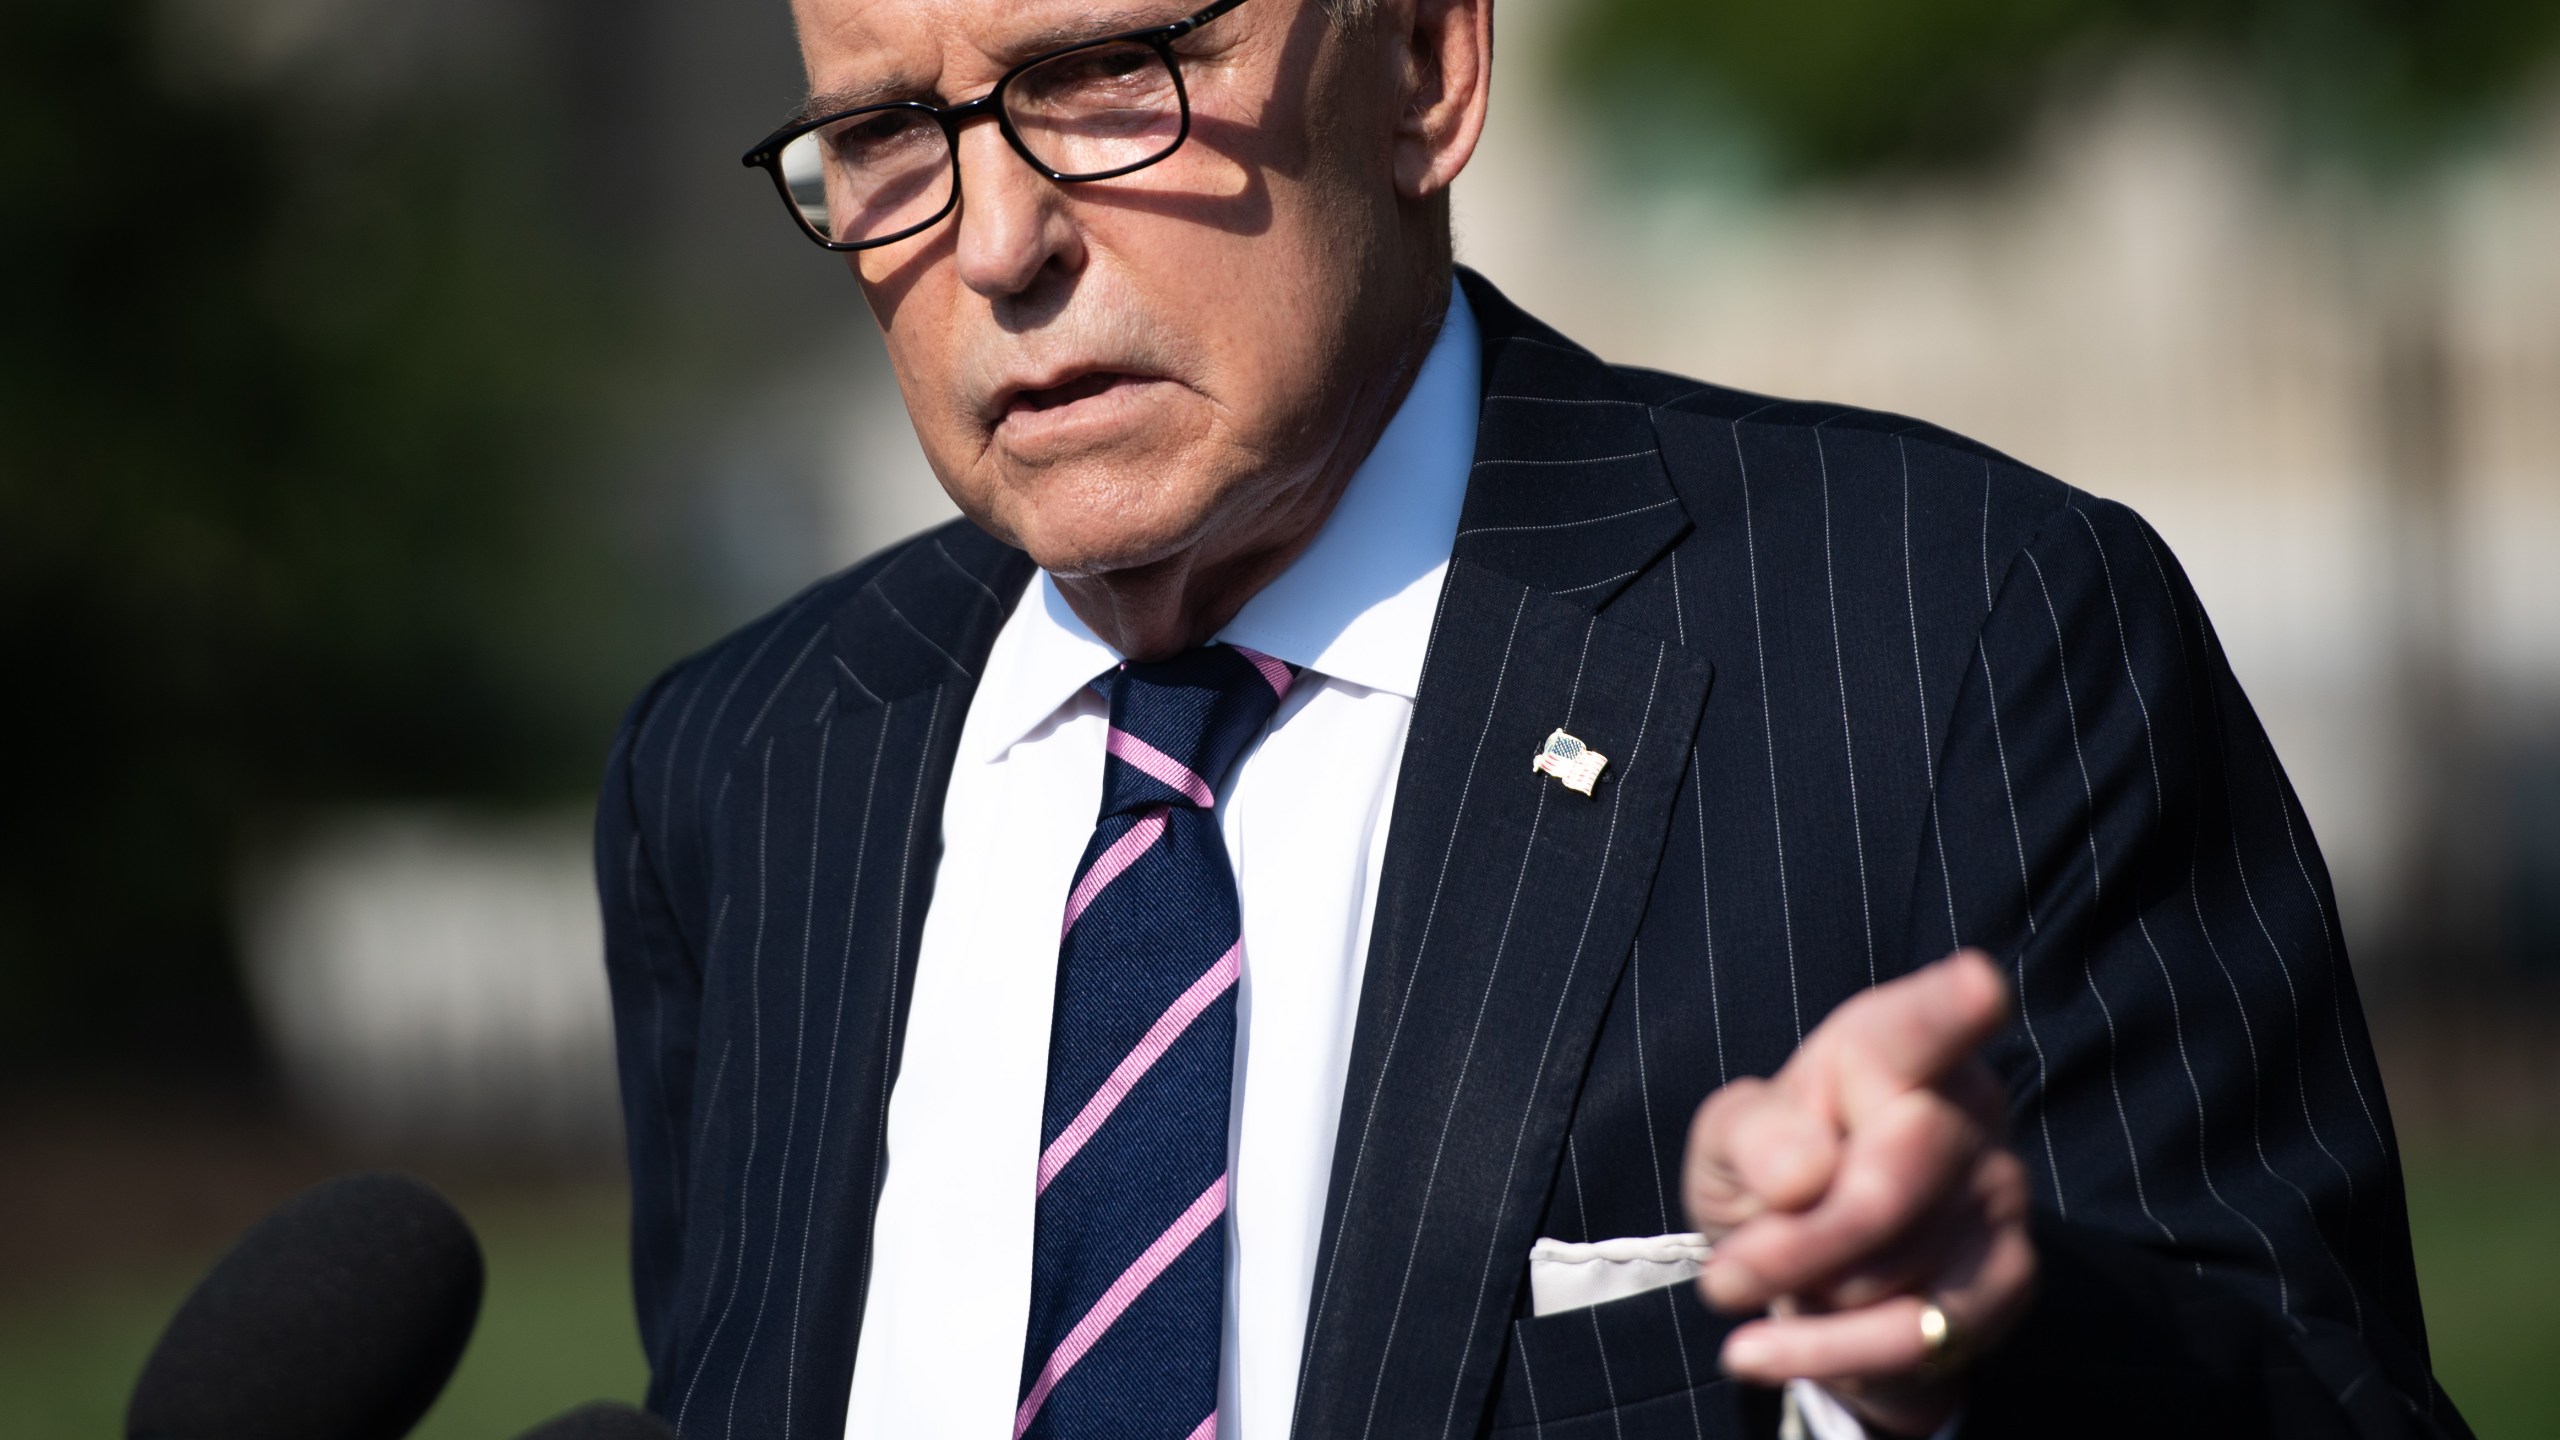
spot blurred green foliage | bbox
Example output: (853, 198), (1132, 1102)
(0, 0), (679, 1077)
(1562, 0), (2560, 185)
(2406, 1150), (2560, 1436)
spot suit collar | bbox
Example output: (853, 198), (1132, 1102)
(1451, 268), (1693, 610)
(828, 519), (1036, 713)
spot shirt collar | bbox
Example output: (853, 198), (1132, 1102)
(966, 278), (1480, 764)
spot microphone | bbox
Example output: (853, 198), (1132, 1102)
(127, 1171), (484, 1440)
(509, 1402), (678, 1439)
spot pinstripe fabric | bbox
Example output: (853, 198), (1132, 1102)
(600, 525), (1034, 1438)
(596, 270), (2459, 1440)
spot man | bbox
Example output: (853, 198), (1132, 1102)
(595, 0), (2464, 1435)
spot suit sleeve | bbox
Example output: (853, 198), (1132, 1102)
(1910, 496), (2467, 1439)
(595, 667), (705, 1388)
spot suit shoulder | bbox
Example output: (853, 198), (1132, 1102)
(629, 538), (893, 732)
(1616, 363), (2109, 575)
(1624, 363), (2059, 495)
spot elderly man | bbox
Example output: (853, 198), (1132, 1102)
(594, 0), (2461, 1437)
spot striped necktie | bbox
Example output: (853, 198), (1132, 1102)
(1015, 643), (1297, 1440)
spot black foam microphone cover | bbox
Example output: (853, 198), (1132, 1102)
(127, 1171), (484, 1440)
(510, 1402), (679, 1439)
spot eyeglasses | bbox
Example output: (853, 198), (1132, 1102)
(742, 0), (1253, 252)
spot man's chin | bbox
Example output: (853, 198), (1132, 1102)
(982, 473), (1227, 583)
(1009, 514), (1202, 584)
(966, 424), (1228, 576)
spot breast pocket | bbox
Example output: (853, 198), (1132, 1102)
(1486, 1278), (1779, 1439)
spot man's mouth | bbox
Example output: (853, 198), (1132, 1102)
(1002, 370), (1150, 421)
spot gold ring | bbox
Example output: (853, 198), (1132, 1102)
(1916, 1297), (1966, 1374)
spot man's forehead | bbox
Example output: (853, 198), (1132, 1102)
(790, 0), (1211, 108)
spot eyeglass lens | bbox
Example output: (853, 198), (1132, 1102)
(777, 39), (1187, 248)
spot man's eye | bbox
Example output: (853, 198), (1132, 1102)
(838, 110), (925, 145)
(1061, 48), (1153, 83)
(1020, 42), (1167, 105)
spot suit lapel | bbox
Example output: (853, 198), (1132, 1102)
(730, 522), (1034, 1440)
(1290, 274), (1715, 1440)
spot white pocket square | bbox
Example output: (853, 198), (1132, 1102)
(1526, 1232), (1713, 1317)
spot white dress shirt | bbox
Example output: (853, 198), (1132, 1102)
(840, 283), (1887, 1440)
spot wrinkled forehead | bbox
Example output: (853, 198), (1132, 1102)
(789, 0), (1219, 109)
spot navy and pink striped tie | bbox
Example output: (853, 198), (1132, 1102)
(1015, 643), (1296, 1440)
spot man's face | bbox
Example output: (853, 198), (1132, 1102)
(791, 0), (1423, 582)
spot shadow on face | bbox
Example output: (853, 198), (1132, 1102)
(789, 0), (1449, 590)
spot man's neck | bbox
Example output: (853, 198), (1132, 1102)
(1052, 278), (1452, 661)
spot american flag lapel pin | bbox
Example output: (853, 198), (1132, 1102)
(1533, 728), (1608, 797)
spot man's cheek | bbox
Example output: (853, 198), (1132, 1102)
(853, 237), (948, 333)
(917, 403), (996, 500)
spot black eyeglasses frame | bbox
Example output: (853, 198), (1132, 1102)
(741, 0), (1254, 253)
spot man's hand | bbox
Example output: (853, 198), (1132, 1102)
(1682, 950), (2037, 1438)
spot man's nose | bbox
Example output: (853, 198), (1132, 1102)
(951, 123), (1081, 299)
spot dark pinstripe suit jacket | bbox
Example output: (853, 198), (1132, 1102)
(596, 271), (2465, 1440)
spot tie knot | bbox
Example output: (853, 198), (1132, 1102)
(1094, 644), (1296, 819)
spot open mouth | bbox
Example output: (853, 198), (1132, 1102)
(1001, 370), (1152, 422)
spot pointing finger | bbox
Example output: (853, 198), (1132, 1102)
(1806, 950), (2010, 1120)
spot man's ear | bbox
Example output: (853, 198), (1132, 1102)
(1389, 0), (1493, 201)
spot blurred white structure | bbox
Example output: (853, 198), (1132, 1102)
(242, 811), (620, 1155)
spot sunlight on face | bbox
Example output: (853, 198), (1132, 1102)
(789, 0), (1419, 582)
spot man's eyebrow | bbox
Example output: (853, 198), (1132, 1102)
(799, 75), (919, 120)
(797, 3), (1192, 118)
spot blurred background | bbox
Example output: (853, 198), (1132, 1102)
(2, 0), (2553, 1433)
